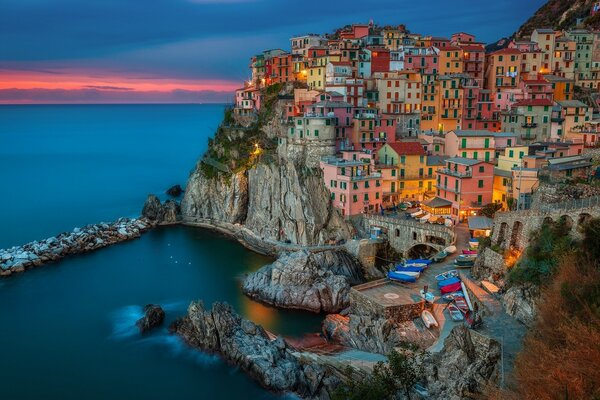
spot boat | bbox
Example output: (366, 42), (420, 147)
(442, 291), (464, 302)
(447, 304), (464, 321)
(420, 290), (435, 303)
(410, 210), (423, 217)
(418, 213), (431, 223)
(387, 271), (417, 283)
(454, 297), (469, 313)
(462, 249), (477, 255)
(440, 282), (463, 294)
(468, 238), (480, 248)
(393, 270), (420, 277)
(444, 245), (457, 254)
(438, 276), (460, 288)
(396, 265), (427, 273)
(435, 270), (458, 281)
(431, 250), (448, 263)
(405, 258), (432, 265)
(454, 259), (475, 268)
(421, 310), (438, 328)
(401, 263), (428, 270)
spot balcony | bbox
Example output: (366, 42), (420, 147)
(360, 137), (387, 143)
(551, 116), (565, 123)
(521, 122), (538, 128)
(438, 168), (472, 178)
(437, 185), (460, 193)
(521, 134), (537, 141)
(351, 172), (382, 181)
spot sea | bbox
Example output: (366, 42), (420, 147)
(0, 104), (323, 399)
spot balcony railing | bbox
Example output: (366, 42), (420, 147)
(522, 122), (538, 128)
(438, 168), (472, 178)
(521, 134), (537, 141)
(360, 137), (387, 143)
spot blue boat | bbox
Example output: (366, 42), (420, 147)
(405, 258), (432, 265)
(395, 265), (427, 273)
(387, 271), (417, 283)
(438, 276), (460, 288)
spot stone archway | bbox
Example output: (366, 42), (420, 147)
(542, 216), (554, 226)
(497, 222), (508, 247)
(558, 215), (574, 231)
(509, 220), (523, 250)
(578, 213), (592, 227)
(406, 243), (439, 259)
(426, 235), (447, 246)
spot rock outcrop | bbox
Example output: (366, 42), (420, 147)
(322, 313), (436, 355)
(170, 301), (341, 399)
(0, 218), (154, 277)
(502, 284), (539, 326)
(472, 247), (507, 285)
(136, 304), (166, 334)
(142, 195), (180, 224)
(166, 184), (183, 197)
(242, 250), (364, 313)
(423, 326), (501, 399)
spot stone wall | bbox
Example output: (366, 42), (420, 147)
(472, 247), (507, 285)
(361, 214), (455, 256)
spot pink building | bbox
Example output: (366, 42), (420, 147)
(404, 47), (439, 75)
(320, 151), (383, 216)
(305, 100), (354, 150)
(436, 157), (494, 222)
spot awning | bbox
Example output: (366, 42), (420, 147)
(424, 197), (452, 209)
(468, 216), (493, 231)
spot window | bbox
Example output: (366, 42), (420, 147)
(391, 169), (396, 177)
(330, 192), (335, 200)
(479, 166), (484, 173)
(314, 129), (319, 136)
(509, 150), (514, 158)
(478, 180), (484, 188)
(353, 182), (358, 189)
(364, 193), (369, 201)
(477, 195), (482, 204)
(352, 195), (358, 203)
(365, 181), (370, 189)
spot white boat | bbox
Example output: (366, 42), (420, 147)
(398, 270), (420, 277)
(410, 209), (423, 217)
(420, 290), (435, 303)
(444, 245), (457, 254)
(421, 310), (438, 328)
(418, 213), (431, 222)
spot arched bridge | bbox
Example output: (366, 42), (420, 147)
(491, 196), (600, 252)
(361, 214), (455, 257)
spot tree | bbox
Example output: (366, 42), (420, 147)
(332, 350), (423, 400)
(480, 202), (503, 218)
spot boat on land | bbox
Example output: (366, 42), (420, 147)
(440, 282), (463, 294)
(438, 276), (460, 288)
(420, 290), (435, 303)
(447, 304), (464, 321)
(405, 258), (432, 265)
(421, 310), (438, 328)
(454, 259), (475, 268)
(396, 265), (427, 273)
(462, 249), (477, 255)
(387, 271), (417, 283)
(435, 270), (458, 281)
(442, 291), (464, 302)
(432, 250), (448, 263)
(454, 297), (469, 313)
(468, 238), (480, 248)
(444, 245), (457, 254)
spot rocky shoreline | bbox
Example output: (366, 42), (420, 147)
(0, 217), (157, 277)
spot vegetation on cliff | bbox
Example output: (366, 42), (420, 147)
(516, 0), (599, 38)
(332, 349), (423, 400)
(498, 218), (600, 399)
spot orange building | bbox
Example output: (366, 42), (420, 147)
(484, 48), (522, 93)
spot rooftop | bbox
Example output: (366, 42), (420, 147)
(386, 142), (426, 156)
(468, 216), (493, 231)
(446, 157), (483, 166)
(513, 98), (554, 107)
(556, 100), (588, 108)
(424, 196), (452, 208)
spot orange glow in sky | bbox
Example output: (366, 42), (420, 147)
(0, 69), (239, 92)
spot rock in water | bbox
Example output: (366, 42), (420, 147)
(170, 301), (341, 398)
(141, 195), (180, 224)
(136, 304), (166, 334)
(166, 184), (183, 197)
(242, 250), (365, 313)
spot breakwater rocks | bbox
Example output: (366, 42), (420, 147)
(242, 250), (365, 313)
(0, 218), (155, 277)
(170, 301), (341, 399)
(137, 304), (166, 334)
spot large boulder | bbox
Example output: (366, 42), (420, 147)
(166, 184), (183, 197)
(502, 284), (539, 326)
(141, 195), (180, 224)
(170, 301), (341, 398)
(136, 304), (165, 334)
(242, 250), (364, 313)
(422, 326), (501, 399)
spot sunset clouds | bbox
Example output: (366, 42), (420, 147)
(1, 0), (546, 103)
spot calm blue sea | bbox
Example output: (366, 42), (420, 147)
(0, 105), (321, 399)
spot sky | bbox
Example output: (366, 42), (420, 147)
(0, 0), (547, 104)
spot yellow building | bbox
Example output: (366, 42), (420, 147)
(377, 142), (435, 202)
(553, 37), (576, 79)
(307, 54), (340, 90)
(485, 48), (522, 92)
(497, 146), (528, 171)
(531, 28), (557, 72)
(493, 168), (512, 209)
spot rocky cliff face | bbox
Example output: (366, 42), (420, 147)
(181, 84), (350, 247)
(502, 284), (539, 327)
(242, 250), (364, 313)
(423, 326), (501, 400)
(171, 301), (341, 399)
(142, 195), (181, 224)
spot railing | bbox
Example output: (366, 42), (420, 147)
(364, 214), (455, 236)
(522, 123), (538, 128)
(530, 195), (600, 213)
(438, 168), (472, 178)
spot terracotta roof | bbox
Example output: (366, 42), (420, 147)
(460, 45), (485, 51)
(513, 98), (553, 107)
(386, 142), (426, 156)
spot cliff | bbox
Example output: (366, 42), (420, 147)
(182, 83), (350, 247)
